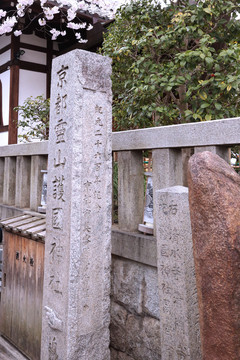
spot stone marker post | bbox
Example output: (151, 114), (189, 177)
(41, 49), (112, 360)
(188, 151), (240, 360)
(156, 186), (201, 360)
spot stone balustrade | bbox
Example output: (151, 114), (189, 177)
(0, 117), (239, 226)
(0, 141), (48, 213)
(113, 117), (239, 234)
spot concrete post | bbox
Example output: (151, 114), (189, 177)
(15, 156), (31, 208)
(3, 157), (16, 206)
(41, 49), (112, 360)
(118, 150), (144, 231)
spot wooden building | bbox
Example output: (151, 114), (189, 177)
(0, 0), (112, 145)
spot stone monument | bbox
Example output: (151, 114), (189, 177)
(156, 186), (201, 360)
(188, 151), (240, 360)
(41, 50), (112, 360)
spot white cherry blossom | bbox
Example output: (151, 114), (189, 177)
(50, 28), (61, 40)
(38, 18), (46, 26)
(86, 23), (93, 31)
(67, 21), (86, 29)
(0, 0), (129, 40)
(0, 10), (7, 19)
(14, 29), (22, 36)
(43, 6), (60, 20)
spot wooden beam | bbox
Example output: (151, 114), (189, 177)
(19, 60), (47, 73)
(0, 125), (8, 133)
(46, 38), (53, 98)
(8, 34), (20, 145)
(20, 42), (48, 53)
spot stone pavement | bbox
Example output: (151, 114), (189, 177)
(0, 336), (28, 360)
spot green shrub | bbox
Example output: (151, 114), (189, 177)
(14, 95), (50, 142)
(101, 0), (240, 130)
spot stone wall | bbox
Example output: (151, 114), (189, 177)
(111, 229), (161, 360)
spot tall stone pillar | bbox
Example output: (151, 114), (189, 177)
(41, 50), (112, 360)
(156, 186), (201, 360)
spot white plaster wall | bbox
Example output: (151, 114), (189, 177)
(0, 34), (11, 48)
(0, 50), (10, 66)
(20, 48), (46, 65)
(0, 132), (8, 146)
(0, 34), (11, 65)
(19, 69), (47, 104)
(0, 70), (10, 126)
(21, 33), (47, 48)
(20, 33), (47, 65)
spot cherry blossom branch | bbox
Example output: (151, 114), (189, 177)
(0, 0), (119, 42)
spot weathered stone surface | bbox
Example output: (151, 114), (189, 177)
(110, 301), (161, 360)
(110, 348), (134, 360)
(188, 151), (240, 360)
(112, 118), (240, 151)
(41, 49), (112, 359)
(110, 256), (161, 360)
(118, 151), (144, 232)
(111, 228), (157, 267)
(3, 157), (16, 205)
(111, 257), (160, 319)
(156, 186), (201, 360)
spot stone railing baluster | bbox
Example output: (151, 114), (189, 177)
(3, 157), (16, 206)
(118, 150), (144, 232)
(15, 156), (31, 208)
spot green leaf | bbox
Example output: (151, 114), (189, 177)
(203, 7), (212, 15)
(214, 103), (222, 110)
(200, 102), (210, 108)
(193, 113), (202, 120)
(205, 57), (213, 65)
(199, 92), (208, 100)
(185, 110), (193, 116)
(205, 114), (212, 121)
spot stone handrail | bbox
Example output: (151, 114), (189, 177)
(112, 117), (240, 150)
(0, 118), (239, 229)
(114, 117), (240, 234)
(0, 141), (48, 211)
